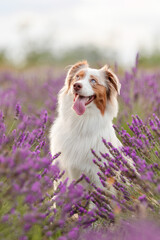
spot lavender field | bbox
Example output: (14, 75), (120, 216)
(0, 57), (160, 240)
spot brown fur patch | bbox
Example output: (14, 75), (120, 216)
(106, 71), (118, 93)
(93, 84), (107, 115)
(66, 61), (88, 90)
(98, 65), (119, 103)
(76, 70), (86, 80)
(102, 66), (118, 100)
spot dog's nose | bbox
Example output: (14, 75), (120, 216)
(73, 82), (82, 92)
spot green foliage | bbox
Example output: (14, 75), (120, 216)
(24, 44), (116, 68)
(58, 45), (116, 67)
(139, 50), (160, 68)
(30, 225), (42, 240)
(25, 49), (55, 66)
(0, 50), (7, 63)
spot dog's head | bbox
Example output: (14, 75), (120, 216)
(64, 60), (121, 116)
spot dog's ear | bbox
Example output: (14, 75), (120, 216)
(101, 65), (121, 96)
(65, 60), (88, 88)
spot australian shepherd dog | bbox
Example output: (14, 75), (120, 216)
(49, 61), (131, 190)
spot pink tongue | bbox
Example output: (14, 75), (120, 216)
(73, 95), (87, 115)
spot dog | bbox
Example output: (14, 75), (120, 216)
(49, 60), (125, 190)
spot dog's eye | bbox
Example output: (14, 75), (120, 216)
(76, 75), (80, 80)
(90, 79), (96, 84)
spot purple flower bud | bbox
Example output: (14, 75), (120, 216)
(19, 236), (28, 240)
(155, 151), (159, 157)
(108, 212), (114, 220)
(59, 237), (67, 240)
(139, 194), (146, 202)
(15, 103), (21, 118)
(24, 223), (31, 232)
(2, 215), (9, 222)
(46, 231), (52, 237)
(31, 181), (41, 192)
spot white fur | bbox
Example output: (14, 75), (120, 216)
(49, 65), (122, 189)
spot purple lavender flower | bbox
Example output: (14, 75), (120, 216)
(15, 103), (21, 118)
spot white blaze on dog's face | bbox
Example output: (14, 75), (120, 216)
(65, 61), (121, 116)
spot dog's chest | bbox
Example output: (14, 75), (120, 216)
(56, 132), (107, 172)
(51, 115), (116, 170)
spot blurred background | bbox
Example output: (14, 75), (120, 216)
(0, 0), (160, 70)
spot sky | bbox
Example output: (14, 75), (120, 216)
(0, 0), (160, 65)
